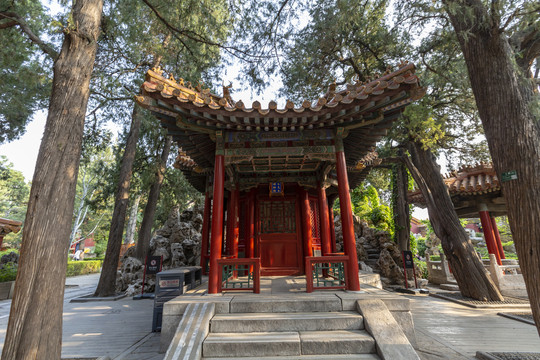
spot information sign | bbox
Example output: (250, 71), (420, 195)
(501, 170), (518, 182)
(402, 251), (414, 269)
(146, 256), (162, 275)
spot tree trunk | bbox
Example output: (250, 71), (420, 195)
(404, 140), (503, 301)
(94, 106), (141, 297)
(393, 160), (410, 252)
(443, 0), (540, 333)
(1, 0), (103, 358)
(125, 194), (141, 245)
(94, 33), (171, 297)
(135, 135), (172, 261)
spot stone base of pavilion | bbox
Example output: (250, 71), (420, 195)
(160, 274), (419, 360)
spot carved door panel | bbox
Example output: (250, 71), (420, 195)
(258, 197), (303, 275)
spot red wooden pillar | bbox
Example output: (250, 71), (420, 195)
(478, 209), (502, 265)
(200, 190), (211, 274)
(335, 138), (360, 291)
(491, 216), (506, 260)
(318, 183), (332, 256)
(300, 188), (314, 257)
(225, 192), (233, 256)
(328, 194), (338, 253)
(247, 188), (256, 259)
(231, 186), (240, 258)
(208, 153), (225, 294)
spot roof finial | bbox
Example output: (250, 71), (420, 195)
(222, 80), (235, 106)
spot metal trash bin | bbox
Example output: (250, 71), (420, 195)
(153, 270), (186, 332)
(183, 266), (203, 289)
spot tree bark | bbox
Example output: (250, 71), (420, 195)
(1, 0), (103, 358)
(404, 140), (503, 301)
(443, 0), (540, 333)
(125, 194), (141, 245)
(135, 135), (172, 261)
(94, 106), (141, 297)
(393, 160), (411, 252)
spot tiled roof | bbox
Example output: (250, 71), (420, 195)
(408, 163), (501, 206)
(0, 218), (22, 236)
(137, 62), (424, 192)
(138, 62), (422, 132)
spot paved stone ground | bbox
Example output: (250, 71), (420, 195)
(408, 293), (540, 359)
(0, 273), (539, 359)
(0, 273), (164, 360)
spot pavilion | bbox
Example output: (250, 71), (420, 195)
(136, 62), (424, 294)
(408, 163), (508, 265)
(0, 218), (22, 249)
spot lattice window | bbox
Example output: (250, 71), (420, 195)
(259, 200), (296, 233)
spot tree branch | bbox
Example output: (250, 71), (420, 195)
(140, 0), (268, 62)
(0, 20), (17, 29)
(0, 11), (58, 60)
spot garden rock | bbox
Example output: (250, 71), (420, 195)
(117, 204), (203, 295)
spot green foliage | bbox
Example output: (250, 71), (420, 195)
(415, 260), (428, 279)
(416, 237), (427, 257)
(421, 219), (434, 238)
(279, 0), (410, 101)
(409, 234), (417, 255)
(0, 249), (19, 258)
(93, 240), (108, 259)
(66, 260), (103, 277)
(350, 184), (393, 234)
(0, 262), (17, 282)
(0, 157), (30, 247)
(496, 216), (513, 242)
(0, 0), (54, 143)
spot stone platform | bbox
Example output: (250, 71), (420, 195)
(160, 276), (418, 359)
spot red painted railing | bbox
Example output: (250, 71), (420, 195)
(217, 258), (261, 293)
(305, 255), (349, 293)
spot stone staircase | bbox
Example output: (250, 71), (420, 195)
(203, 310), (378, 359)
(363, 244), (381, 272)
(162, 293), (419, 360)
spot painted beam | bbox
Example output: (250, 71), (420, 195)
(225, 145), (335, 158)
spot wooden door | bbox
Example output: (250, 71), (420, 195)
(257, 197), (303, 275)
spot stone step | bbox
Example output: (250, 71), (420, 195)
(367, 254), (380, 260)
(203, 332), (300, 357)
(300, 330), (376, 355)
(364, 260), (379, 265)
(229, 295), (342, 313)
(210, 312), (365, 333)
(366, 249), (380, 255)
(203, 330), (376, 358)
(203, 354), (381, 360)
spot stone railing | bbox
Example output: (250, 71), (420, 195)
(487, 254), (527, 297)
(425, 253), (453, 285)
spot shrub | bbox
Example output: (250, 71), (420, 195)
(0, 249), (19, 258)
(0, 262), (18, 282)
(410, 235), (417, 256)
(416, 237), (427, 257)
(415, 260), (428, 279)
(66, 260), (102, 277)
